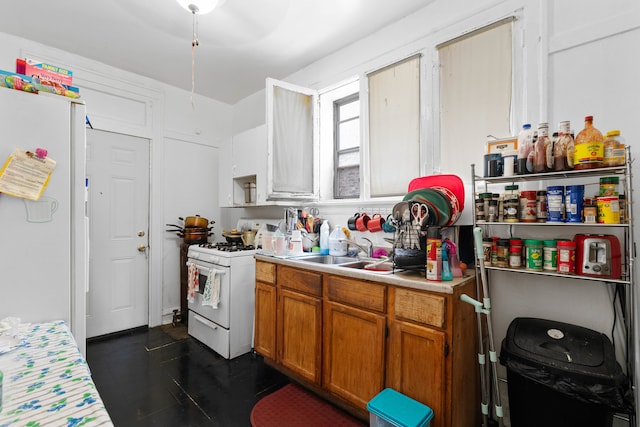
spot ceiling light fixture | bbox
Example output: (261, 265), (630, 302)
(176, 0), (226, 108)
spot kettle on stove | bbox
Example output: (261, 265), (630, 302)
(575, 234), (622, 279)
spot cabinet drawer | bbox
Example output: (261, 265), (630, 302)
(256, 261), (276, 284)
(279, 266), (322, 296)
(327, 275), (386, 313)
(394, 288), (445, 328)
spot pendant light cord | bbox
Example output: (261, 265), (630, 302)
(191, 10), (199, 109)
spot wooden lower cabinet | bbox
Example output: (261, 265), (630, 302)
(254, 261), (277, 359)
(387, 320), (446, 426)
(278, 288), (322, 384)
(253, 259), (479, 426)
(323, 301), (386, 409)
(254, 281), (276, 359)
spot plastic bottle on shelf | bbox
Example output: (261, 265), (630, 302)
(517, 123), (535, 174)
(328, 225), (348, 256)
(319, 220), (330, 255)
(533, 122), (550, 173)
(574, 115), (604, 170)
(553, 120), (574, 171)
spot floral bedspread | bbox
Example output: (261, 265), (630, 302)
(0, 321), (113, 427)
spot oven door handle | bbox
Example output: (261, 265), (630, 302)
(193, 313), (218, 329)
(196, 266), (227, 276)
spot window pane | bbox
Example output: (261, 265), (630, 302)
(337, 151), (359, 167)
(338, 119), (360, 150)
(336, 165), (360, 198)
(339, 101), (359, 121)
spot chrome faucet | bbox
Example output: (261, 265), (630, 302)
(341, 237), (373, 258)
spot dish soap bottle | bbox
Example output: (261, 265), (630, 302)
(319, 220), (330, 255)
(441, 245), (453, 281)
(329, 225), (348, 256)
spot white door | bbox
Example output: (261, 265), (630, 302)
(86, 129), (150, 337)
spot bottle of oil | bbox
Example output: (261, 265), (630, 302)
(574, 115), (603, 170)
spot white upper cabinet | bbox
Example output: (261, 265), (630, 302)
(266, 78), (319, 201)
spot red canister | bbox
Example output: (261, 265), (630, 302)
(557, 240), (576, 274)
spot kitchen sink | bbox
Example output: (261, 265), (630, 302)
(295, 255), (359, 265)
(339, 260), (395, 274)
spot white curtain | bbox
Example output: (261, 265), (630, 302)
(273, 85), (314, 193)
(439, 19), (513, 180)
(368, 55), (421, 197)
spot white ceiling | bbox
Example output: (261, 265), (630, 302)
(0, 0), (433, 104)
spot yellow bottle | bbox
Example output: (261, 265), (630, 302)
(603, 130), (626, 167)
(574, 115), (603, 170)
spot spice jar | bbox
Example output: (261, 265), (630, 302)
(475, 198), (485, 223)
(494, 239), (509, 268)
(603, 130), (626, 167)
(583, 198), (597, 224)
(524, 239), (543, 271)
(482, 238), (493, 264)
(536, 190), (547, 222)
(509, 245), (522, 268)
(519, 190), (537, 222)
(619, 194), (626, 223)
(557, 240), (576, 274)
(599, 176), (619, 196)
(504, 185), (520, 223)
(487, 199), (498, 222)
(543, 240), (557, 271)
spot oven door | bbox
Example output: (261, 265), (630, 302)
(187, 259), (231, 329)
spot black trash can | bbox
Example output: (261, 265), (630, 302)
(500, 317), (633, 427)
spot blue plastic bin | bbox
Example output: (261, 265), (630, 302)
(367, 388), (434, 427)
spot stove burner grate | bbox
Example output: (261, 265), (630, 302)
(198, 242), (255, 252)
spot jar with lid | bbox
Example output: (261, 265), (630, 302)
(475, 198), (485, 223)
(543, 240), (557, 271)
(536, 190), (547, 222)
(599, 176), (619, 196)
(504, 185), (520, 222)
(603, 130), (626, 167)
(557, 240), (576, 274)
(509, 245), (522, 268)
(519, 190), (537, 222)
(619, 194), (627, 223)
(487, 199), (498, 222)
(494, 239), (510, 268)
(524, 239), (544, 271)
(553, 121), (574, 171)
(574, 115), (604, 170)
(533, 122), (550, 173)
(482, 238), (493, 264)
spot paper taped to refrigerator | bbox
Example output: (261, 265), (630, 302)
(0, 147), (56, 200)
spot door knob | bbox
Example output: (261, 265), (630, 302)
(138, 245), (147, 252)
(138, 230), (145, 237)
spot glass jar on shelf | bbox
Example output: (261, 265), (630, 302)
(553, 121), (574, 171)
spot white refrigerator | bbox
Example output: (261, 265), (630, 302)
(0, 88), (87, 353)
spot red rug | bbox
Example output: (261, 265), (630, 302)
(251, 384), (367, 427)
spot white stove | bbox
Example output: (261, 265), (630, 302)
(186, 219), (277, 359)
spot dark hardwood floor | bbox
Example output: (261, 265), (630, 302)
(86, 324), (289, 426)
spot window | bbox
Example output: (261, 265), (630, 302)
(334, 93), (360, 199)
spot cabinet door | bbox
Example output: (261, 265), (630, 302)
(254, 281), (276, 360)
(278, 288), (322, 384)
(387, 320), (446, 427)
(323, 301), (386, 410)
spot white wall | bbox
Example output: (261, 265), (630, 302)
(228, 0), (640, 421)
(0, 31), (232, 328)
